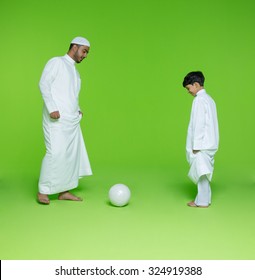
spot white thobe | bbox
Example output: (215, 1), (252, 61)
(186, 89), (219, 184)
(38, 54), (92, 195)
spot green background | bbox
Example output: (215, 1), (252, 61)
(0, 0), (255, 259)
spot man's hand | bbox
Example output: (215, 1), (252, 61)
(50, 111), (60, 119)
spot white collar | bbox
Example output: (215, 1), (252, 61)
(196, 89), (206, 96)
(63, 54), (76, 65)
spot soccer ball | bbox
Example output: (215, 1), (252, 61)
(109, 184), (131, 207)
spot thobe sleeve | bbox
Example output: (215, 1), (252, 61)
(192, 99), (206, 150)
(39, 58), (61, 114)
(76, 70), (82, 113)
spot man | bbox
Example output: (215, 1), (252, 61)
(37, 37), (92, 205)
(183, 71), (219, 208)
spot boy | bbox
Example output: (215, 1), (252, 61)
(183, 71), (219, 207)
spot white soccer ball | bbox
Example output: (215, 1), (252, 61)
(109, 184), (131, 207)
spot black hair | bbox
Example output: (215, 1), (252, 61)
(182, 71), (205, 87)
(69, 43), (81, 51)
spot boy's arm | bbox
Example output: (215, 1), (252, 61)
(192, 99), (206, 151)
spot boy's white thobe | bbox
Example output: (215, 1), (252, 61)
(38, 54), (92, 195)
(186, 89), (219, 184)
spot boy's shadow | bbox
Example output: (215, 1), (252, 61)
(167, 180), (196, 201)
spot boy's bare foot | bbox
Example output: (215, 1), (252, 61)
(187, 201), (208, 208)
(58, 191), (83, 201)
(37, 193), (50, 205)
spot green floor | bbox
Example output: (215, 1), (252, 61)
(1, 164), (255, 260)
(0, 0), (254, 263)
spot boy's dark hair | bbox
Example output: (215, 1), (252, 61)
(182, 71), (205, 87)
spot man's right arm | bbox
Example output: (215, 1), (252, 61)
(39, 58), (60, 116)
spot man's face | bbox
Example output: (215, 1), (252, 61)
(185, 83), (201, 97)
(73, 45), (90, 63)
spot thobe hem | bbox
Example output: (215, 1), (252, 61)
(79, 167), (93, 177)
(39, 169), (93, 195)
(188, 171), (213, 185)
(187, 151), (215, 184)
(39, 179), (78, 195)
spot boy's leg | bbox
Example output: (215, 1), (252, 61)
(194, 175), (211, 206)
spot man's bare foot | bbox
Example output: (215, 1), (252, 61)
(187, 201), (208, 208)
(37, 193), (50, 205)
(58, 191), (83, 201)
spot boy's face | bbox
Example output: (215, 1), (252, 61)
(185, 82), (203, 97)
